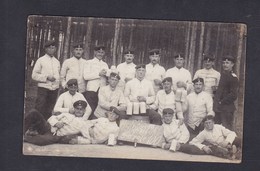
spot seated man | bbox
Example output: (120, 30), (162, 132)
(184, 77), (214, 140)
(124, 64), (161, 125)
(188, 115), (242, 159)
(53, 79), (92, 120)
(161, 108), (190, 152)
(94, 72), (126, 119)
(150, 77), (184, 122)
(23, 100), (90, 146)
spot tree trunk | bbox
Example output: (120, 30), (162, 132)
(197, 22), (205, 69)
(62, 17), (72, 63)
(84, 17), (93, 60)
(112, 19), (121, 66)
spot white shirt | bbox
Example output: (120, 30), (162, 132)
(53, 91), (92, 120)
(48, 113), (90, 136)
(94, 85), (126, 118)
(124, 78), (155, 104)
(117, 62), (136, 83)
(90, 118), (119, 144)
(145, 63), (165, 81)
(185, 91), (214, 129)
(83, 57), (109, 92)
(60, 56), (88, 93)
(150, 90), (183, 119)
(32, 54), (60, 90)
(189, 124), (237, 150)
(162, 119), (190, 144)
(193, 68), (221, 96)
(165, 67), (192, 91)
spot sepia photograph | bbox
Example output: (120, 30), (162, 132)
(23, 15), (246, 163)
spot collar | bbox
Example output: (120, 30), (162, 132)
(93, 57), (103, 62)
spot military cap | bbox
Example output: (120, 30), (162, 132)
(135, 64), (146, 70)
(66, 79), (78, 87)
(174, 53), (185, 59)
(222, 55), (235, 63)
(162, 108), (174, 115)
(110, 72), (121, 80)
(162, 77), (172, 83)
(123, 48), (135, 55)
(203, 54), (215, 61)
(94, 44), (106, 51)
(192, 77), (204, 84)
(149, 49), (161, 56)
(72, 42), (84, 49)
(44, 40), (56, 48)
(73, 100), (87, 109)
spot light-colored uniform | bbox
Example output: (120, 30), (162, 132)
(193, 68), (220, 96)
(60, 56), (88, 93)
(116, 62), (136, 91)
(53, 91), (92, 120)
(185, 91), (214, 130)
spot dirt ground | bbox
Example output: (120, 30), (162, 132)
(23, 142), (240, 164)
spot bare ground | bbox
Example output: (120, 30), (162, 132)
(23, 142), (240, 164)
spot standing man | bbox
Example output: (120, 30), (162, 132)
(83, 45), (109, 116)
(145, 49), (166, 94)
(117, 48), (136, 84)
(124, 64), (161, 125)
(32, 40), (60, 120)
(60, 42), (88, 93)
(213, 55), (239, 130)
(165, 54), (192, 93)
(184, 78), (215, 140)
(193, 54), (221, 97)
(94, 73), (126, 119)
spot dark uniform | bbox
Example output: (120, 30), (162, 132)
(213, 56), (239, 130)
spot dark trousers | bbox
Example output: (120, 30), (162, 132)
(179, 143), (229, 159)
(215, 111), (234, 130)
(23, 109), (63, 146)
(35, 87), (58, 120)
(187, 124), (204, 141)
(83, 90), (98, 120)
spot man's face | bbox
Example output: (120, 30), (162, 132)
(94, 49), (105, 60)
(109, 77), (119, 88)
(174, 57), (184, 68)
(204, 60), (214, 69)
(68, 84), (78, 95)
(204, 119), (214, 131)
(107, 112), (119, 122)
(163, 114), (173, 124)
(136, 68), (146, 79)
(149, 54), (160, 65)
(45, 45), (56, 56)
(163, 81), (172, 92)
(74, 106), (85, 117)
(73, 48), (84, 58)
(124, 54), (134, 64)
(222, 60), (234, 71)
(194, 82), (204, 94)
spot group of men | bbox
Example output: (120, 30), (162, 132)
(24, 39), (241, 159)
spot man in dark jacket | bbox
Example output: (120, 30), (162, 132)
(213, 55), (239, 130)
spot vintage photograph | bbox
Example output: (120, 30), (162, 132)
(23, 15), (246, 163)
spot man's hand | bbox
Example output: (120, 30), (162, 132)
(69, 108), (75, 114)
(163, 143), (171, 150)
(178, 119), (184, 127)
(110, 106), (117, 112)
(202, 146), (212, 154)
(125, 77), (132, 83)
(55, 122), (64, 129)
(47, 76), (56, 82)
(137, 96), (146, 102)
(52, 111), (61, 116)
(89, 127), (94, 138)
(99, 69), (107, 77)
